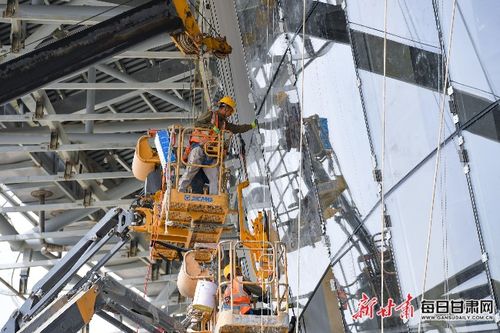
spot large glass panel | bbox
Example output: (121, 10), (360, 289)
(301, 268), (346, 333)
(358, 70), (455, 193)
(235, 0), (340, 314)
(346, 0), (440, 48)
(439, 0), (500, 97)
(386, 141), (491, 330)
(464, 131), (500, 290)
(300, 43), (379, 217)
(351, 31), (442, 91)
(453, 87), (500, 142)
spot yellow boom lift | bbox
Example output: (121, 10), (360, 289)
(130, 2), (290, 330)
(171, 0), (232, 58)
(131, 126), (230, 261)
(130, 128), (290, 332)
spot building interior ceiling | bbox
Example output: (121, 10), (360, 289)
(0, 0), (214, 315)
(1, 0), (500, 332)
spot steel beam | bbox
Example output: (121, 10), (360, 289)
(0, 160), (34, 171)
(51, 69), (194, 114)
(0, 214), (25, 251)
(119, 274), (177, 287)
(0, 277), (26, 300)
(114, 51), (195, 59)
(0, 111), (192, 122)
(0, 125), (152, 139)
(85, 66), (96, 133)
(0, 132), (141, 144)
(44, 178), (141, 232)
(0, 5), (131, 25)
(0, 251), (151, 270)
(64, 120), (191, 133)
(0, 171), (133, 184)
(0, 229), (89, 242)
(0, 0), (183, 105)
(0, 0), (108, 63)
(0, 199), (130, 213)
(95, 64), (196, 111)
(0, 142), (136, 153)
(45, 82), (199, 90)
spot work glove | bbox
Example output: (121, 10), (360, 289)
(251, 120), (258, 129)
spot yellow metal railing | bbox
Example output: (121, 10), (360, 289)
(216, 240), (289, 316)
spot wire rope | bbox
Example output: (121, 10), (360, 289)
(294, 1), (306, 332)
(418, 1), (457, 332)
(380, 0), (388, 332)
(259, 0), (273, 330)
(186, 0), (221, 37)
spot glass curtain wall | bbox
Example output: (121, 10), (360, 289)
(234, 0), (500, 332)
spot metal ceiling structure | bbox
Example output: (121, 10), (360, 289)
(0, 0), (224, 317)
(4, 0), (499, 332)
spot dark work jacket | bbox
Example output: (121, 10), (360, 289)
(194, 110), (253, 134)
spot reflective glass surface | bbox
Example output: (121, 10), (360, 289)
(464, 131), (500, 288)
(346, 0), (440, 48)
(234, 0), (500, 331)
(440, 0), (500, 97)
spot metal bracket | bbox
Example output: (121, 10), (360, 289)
(129, 239), (138, 257)
(11, 32), (24, 53)
(83, 190), (92, 207)
(448, 99), (458, 115)
(49, 130), (59, 150)
(463, 164), (470, 174)
(447, 85), (454, 95)
(3, 0), (18, 18)
(63, 161), (73, 179)
(151, 262), (160, 281)
(384, 214), (392, 228)
(34, 98), (44, 119)
(384, 228), (392, 241)
(458, 148), (469, 163)
(19, 249), (33, 295)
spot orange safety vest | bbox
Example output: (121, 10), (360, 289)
(223, 277), (252, 314)
(183, 113), (225, 162)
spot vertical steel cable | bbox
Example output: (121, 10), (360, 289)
(418, 1), (457, 332)
(295, 1), (306, 331)
(380, 0), (388, 332)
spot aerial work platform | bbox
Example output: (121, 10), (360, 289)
(131, 126), (231, 260)
(214, 312), (289, 333)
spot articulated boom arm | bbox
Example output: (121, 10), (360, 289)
(171, 0), (232, 58)
(1, 208), (185, 333)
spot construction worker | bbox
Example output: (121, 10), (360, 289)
(222, 264), (252, 314)
(178, 96), (257, 194)
(222, 264), (269, 315)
